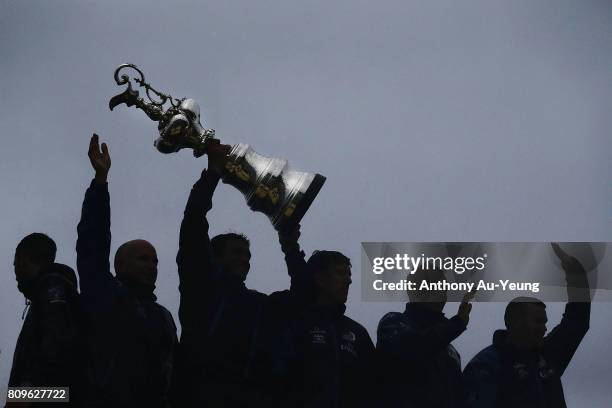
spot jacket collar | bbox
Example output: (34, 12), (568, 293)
(118, 278), (157, 302)
(308, 302), (346, 319)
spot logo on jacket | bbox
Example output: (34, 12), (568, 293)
(340, 331), (358, 357)
(537, 356), (555, 379)
(512, 363), (529, 380)
(310, 327), (327, 344)
(46, 286), (67, 304)
(342, 331), (356, 343)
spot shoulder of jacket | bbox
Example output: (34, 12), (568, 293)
(267, 289), (292, 307)
(155, 302), (173, 316)
(36, 273), (77, 303)
(466, 344), (501, 373)
(341, 316), (370, 336)
(37, 272), (74, 288)
(378, 312), (405, 327)
(155, 303), (178, 330)
(247, 288), (268, 299)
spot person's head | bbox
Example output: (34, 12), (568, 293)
(211, 233), (251, 281)
(504, 297), (547, 349)
(406, 267), (447, 312)
(307, 250), (352, 305)
(14, 233), (57, 292)
(43, 263), (78, 292)
(114, 239), (158, 288)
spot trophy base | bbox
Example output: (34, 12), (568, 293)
(275, 173), (326, 231)
(223, 143), (326, 231)
(290, 173), (326, 226)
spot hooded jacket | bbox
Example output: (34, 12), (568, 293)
(463, 302), (590, 408)
(376, 303), (467, 408)
(76, 179), (177, 408)
(7, 263), (80, 407)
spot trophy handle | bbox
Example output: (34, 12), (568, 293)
(108, 63), (181, 122)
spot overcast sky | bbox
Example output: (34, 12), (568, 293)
(1, 0), (611, 405)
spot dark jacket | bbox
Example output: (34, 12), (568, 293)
(76, 179), (177, 408)
(376, 303), (467, 408)
(7, 264), (80, 407)
(268, 302), (375, 408)
(265, 244), (376, 408)
(463, 302), (590, 408)
(172, 169), (268, 407)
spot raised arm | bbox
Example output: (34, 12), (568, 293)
(76, 134), (114, 296)
(176, 168), (220, 287)
(377, 292), (473, 361)
(552, 242), (592, 303)
(176, 143), (230, 319)
(544, 243), (591, 375)
(377, 313), (466, 361)
(278, 224), (311, 303)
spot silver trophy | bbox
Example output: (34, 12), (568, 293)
(109, 64), (325, 231)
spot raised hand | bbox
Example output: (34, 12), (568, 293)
(206, 140), (230, 176)
(88, 133), (111, 183)
(279, 223), (301, 249)
(457, 289), (476, 326)
(551, 243), (591, 301)
(551, 243), (586, 275)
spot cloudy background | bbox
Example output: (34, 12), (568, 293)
(1, 0), (610, 405)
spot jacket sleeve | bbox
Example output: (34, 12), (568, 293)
(76, 179), (115, 298)
(376, 312), (466, 362)
(161, 308), (179, 407)
(463, 352), (500, 408)
(31, 274), (78, 387)
(176, 169), (221, 324)
(543, 301), (590, 376)
(356, 330), (377, 408)
(279, 237), (311, 304)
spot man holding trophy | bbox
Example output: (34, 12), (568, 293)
(109, 64), (375, 408)
(171, 141), (271, 407)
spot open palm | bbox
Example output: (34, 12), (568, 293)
(88, 133), (111, 177)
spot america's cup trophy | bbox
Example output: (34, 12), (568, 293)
(109, 63), (325, 231)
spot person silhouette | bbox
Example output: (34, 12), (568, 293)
(266, 231), (376, 408)
(376, 267), (475, 408)
(8, 234), (80, 407)
(463, 243), (591, 408)
(76, 134), (177, 408)
(171, 143), (269, 407)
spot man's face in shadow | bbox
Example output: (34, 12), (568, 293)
(115, 240), (159, 287)
(14, 253), (41, 293)
(215, 239), (251, 282)
(408, 268), (448, 312)
(315, 263), (352, 305)
(510, 303), (548, 349)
